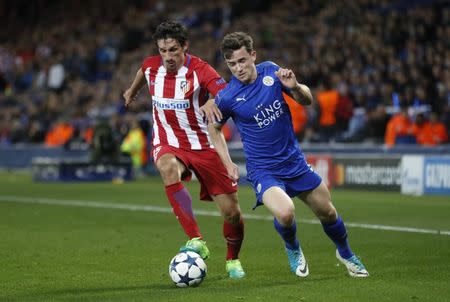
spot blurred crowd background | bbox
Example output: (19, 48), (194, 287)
(1, 0), (449, 160)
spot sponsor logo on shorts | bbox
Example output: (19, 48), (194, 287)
(231, 181), (238, 187)
(257, 183), (262, 193)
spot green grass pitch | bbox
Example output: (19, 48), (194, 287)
(0, 171), (449, 301)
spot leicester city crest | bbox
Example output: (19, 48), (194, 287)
(180, 80), (190, 94)
(263, 76), (274, 86)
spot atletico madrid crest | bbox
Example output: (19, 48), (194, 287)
(180, 80), (190, 94)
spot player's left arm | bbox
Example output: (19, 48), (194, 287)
(123, 68), (147, 108)
(275, 68), (312, 106)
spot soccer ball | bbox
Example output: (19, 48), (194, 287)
(169, 251), (207, 287)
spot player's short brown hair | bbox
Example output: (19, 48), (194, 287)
(220, 32), (254, 59)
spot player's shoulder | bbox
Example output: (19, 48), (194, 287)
(187, 54), (210, 70)
(256, 61), (280, 73)
(216, 78), (239, 100)
(142, 55), (161, 69)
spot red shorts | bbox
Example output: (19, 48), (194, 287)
(152, 145), (238, 201)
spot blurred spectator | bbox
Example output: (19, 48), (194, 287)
(335, 84), (354, 133)
(284, 92), (308, 141)
(384, 105), (415, 146)
(47, 54), (66, 92)
(44, 119), (74, 147)
(366, 104), (390, 143)
(316, 86), (339, 141)
(335, 107), (367, 143)
(120, 117), (148, 170)
(413, 112), (448, 146)
(91, 118), (119, 163)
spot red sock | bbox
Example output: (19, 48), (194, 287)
(223, 217), (244, 260)
(165, 182), (202, 239)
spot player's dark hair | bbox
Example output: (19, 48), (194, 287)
(220, 32), (254, 59)
(152, 21), (189, 47)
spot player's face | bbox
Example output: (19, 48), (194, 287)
(225, 46), (257, 84)
(157, 38), (187, 73)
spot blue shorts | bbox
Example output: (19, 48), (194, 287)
(249, 168), (322, 209)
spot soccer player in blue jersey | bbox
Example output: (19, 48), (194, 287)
(202, 32), (369, 278)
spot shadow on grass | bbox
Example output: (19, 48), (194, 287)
(5, 276), (227, 300)
(5, 273), (339, 301)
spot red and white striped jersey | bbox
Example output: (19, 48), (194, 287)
(141, 54), (226, 150)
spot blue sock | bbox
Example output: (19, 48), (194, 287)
(322, 216), (353, 259)
(274, 218), (300, 251)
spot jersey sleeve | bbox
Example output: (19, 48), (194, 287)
(141, 57), (151, 74)
(198, 63), (227, 96)
(141, 57), (155, 74)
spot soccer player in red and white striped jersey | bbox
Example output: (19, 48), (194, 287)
(123, 21), (245, 279)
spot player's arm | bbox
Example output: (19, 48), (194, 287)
(123, 69), (147, 108)
(290, 83), (313, 106)
(199, 99), (223, 124)
(198, 62), (227, 123)
(275, 68), (313, 106)
(207, 122), (239, 181)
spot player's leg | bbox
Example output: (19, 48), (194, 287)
(212, 193), (245, 279)
(189, 148), (245, 277)
(194, 149), (245, 277)
(213, 193), (244, 261)
(156, 152), (202, 240)
(297, 181), (369, 277)
(297, 182), (351, 256)
(263, 186), (309, 277)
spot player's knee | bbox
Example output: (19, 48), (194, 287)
(277, 210), (295, 226)
(157, 161), (178, 181)
(317, 205), (337, 222)
(223, 210), (241, 224)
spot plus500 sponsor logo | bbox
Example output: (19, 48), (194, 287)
(154, 98), (190, 110)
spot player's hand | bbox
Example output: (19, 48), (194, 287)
(123, 89), (137, 108)
(199, 99), (222, 124)
(275, 68), (298, 89)
(225, 162), (240, 182)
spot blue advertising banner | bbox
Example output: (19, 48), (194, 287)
(423, 157), (450, 195)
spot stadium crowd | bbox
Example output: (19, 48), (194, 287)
(0, 0), (449, 155)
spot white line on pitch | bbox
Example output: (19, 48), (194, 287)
(1, 195), (449, 236)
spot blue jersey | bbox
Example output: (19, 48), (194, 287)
(215, 61), (310, 180)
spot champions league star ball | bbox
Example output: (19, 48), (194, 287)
(169, 251), (207, 287)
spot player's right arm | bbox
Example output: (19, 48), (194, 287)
(199, 99), (223, 124)
(123, 69), (147, 108)
(275, 68), (312, 106)
(207, 122), (239, 182)
(197, 60), (227, 123)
